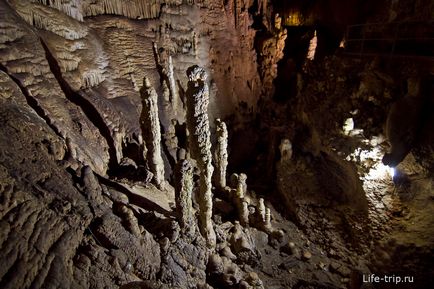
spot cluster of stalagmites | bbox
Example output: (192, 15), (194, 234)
(139, 64), (278, 287)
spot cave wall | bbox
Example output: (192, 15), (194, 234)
(0, 1), (267, 288)
(1, 1), (433, 289)
(1, 0), (265, 174)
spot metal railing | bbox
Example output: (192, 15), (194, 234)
(344, 21), (434, 59)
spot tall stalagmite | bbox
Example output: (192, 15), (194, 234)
(185, 65), (216, 248)
(214, 118), (228, 190)
(168, 56), (178, 109)
(174, 159), (195, 238)
(140, 77), (165, 189)
(234, 173), (249, 226)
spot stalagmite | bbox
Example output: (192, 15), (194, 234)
(185, 65), (216, 248)
(140, 77), (165, 189)
(257, 198), (266, 225)
(168, 56), (178, 108)
(264, 208), (272, 230)
(238, 173), (247, 196)
(307, 30), (317, 61)
(241, 201), (249, 226)
(118, 204), (142, 237)
(214, 118), (228, 190)
(257, 198), (272, 233)
(279, 139), (292, 162)
(174, 159), (195, 237)
(234, 173), (249, 226)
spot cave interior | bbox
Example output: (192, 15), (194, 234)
(0, 0), (433, 289)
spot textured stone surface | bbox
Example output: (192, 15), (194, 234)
(213, 119), (228, 190)
(1, 1), (433, 289)
(185, 65), (216, 248)
(140, 77), (165, 188)
(174, 159), (195, 237)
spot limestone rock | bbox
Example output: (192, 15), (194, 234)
(185, 65), (216, 248)
(213, 118), (228, 190)
(140, 77), (165, 188)
(174, 159), (196, 238)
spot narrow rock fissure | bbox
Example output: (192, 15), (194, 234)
(0, 63), (64, 140)
(39, 39), (118, 170)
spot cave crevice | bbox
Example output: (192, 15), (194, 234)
(39, 38), (119, 171)
(0, 63), (64, 140)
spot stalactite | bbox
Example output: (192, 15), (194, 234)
(213, 118), (228, 190)
(82, 0), (161, 20)
(185, 65), (216, 249)
(174, 159), (195, 238)
(15, 7), (86, 40)
(140, 77), (165, 189)
(83, 70), (105, 88)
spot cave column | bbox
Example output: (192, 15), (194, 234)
(185, 65), (216, 249)
(140, 77), (165, 189)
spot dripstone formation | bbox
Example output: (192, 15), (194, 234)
(140, 77), (165, 189)
(185, 65), (216, 249)
(174, 159), (195, 238)
(1, 1), (433, 288)
(214, 118), (228, 190)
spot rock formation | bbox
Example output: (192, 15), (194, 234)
(257, 198), (272, 233)
(233, 173), (249, 226)
(214, 118), (228, 190)
(168, 56), (179, 110)
(174, 159), (195, 238)
(1, 1), (433, 289)
(383, 77), (425, 167)
(185, 65), (216, 248)
(279, 138), (292, 162)
(140, 77), (165, 189)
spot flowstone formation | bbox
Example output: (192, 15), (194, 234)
(185, 65), (216, 248)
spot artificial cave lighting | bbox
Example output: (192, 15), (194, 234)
(366, 162), (394, 180)
(388, 166), (395, 178)
(284, 11), (302, 26)
(347, 143), (394, 181)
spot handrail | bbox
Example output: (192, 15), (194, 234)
(344, 20), (434, 58)
(346, 37), (434, 41)
(346, 20), (434, 28)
